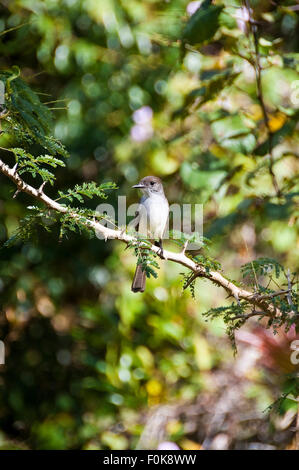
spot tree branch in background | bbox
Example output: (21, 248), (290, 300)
(0, 154), (286, 320)
(244, 0), (280, 196)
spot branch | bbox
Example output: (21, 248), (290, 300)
(244, 0), (280, 196)
(230, 311), (267, 321)
(0, 155), (282, 318)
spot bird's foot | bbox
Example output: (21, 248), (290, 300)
(155, 239), (167, 259)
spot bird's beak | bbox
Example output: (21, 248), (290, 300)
(132, 184), (145, 189)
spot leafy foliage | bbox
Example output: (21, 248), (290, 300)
(127, 238), (160, 280)
(57, 182), (117, 203)
(241, 257), (284, 282)
(203, 302), (249, 352)
(3, 209), (55, 248)
(182, 1), (224, 45)
(58, 211), (94, 240)
(0, 68), (68, 158)
(10, 148), (65, 184)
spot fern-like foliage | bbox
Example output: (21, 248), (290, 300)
(182, 272), (197, 299)
(170, 231), (221, 272)
(10, 147), (66, 184)
(3, 208), (56, 249)
(1, 67), (68, 158)
(169, 230), (210, 247)
(203, 302), (254, 352)
(127, 237), (160, 280)
(193, 253), (221, 272)
(0, 68), (118, 248)
(202, 279), (298, 351)
(266, 375), (299, 413)
(57, 182), (117, 203)
(241, 257), (284, 280)
(59, 212), (94, 240)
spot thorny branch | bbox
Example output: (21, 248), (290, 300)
(0, 155), (290, 320)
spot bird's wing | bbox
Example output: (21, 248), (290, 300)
(136, 198), (148, 236)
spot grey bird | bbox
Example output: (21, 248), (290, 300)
(131, 176), (169, 293)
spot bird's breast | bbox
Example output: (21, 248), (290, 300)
(141, 195), (169, 239)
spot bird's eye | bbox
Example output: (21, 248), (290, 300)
(150, 181), (155, 186)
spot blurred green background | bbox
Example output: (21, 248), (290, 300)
(0, 0), (298, 450)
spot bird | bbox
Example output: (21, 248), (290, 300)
(131, 176), (169, 293)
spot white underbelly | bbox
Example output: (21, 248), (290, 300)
(140, 196), (169, 239)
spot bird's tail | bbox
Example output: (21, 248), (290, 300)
(131, 264), (146, 293)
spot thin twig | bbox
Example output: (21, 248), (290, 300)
(286, 268), (297, 314)
(252, 290), (292, 301)
(230, 311), (267, 321)
(244, 0), (280, 196)
(183, 270), (202, 290)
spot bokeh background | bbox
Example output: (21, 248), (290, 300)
(0, 0), (298, 450)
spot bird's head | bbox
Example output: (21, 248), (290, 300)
(132, 176), (164, 196)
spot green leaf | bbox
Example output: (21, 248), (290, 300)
(183, 1), (224, 45)
(220, 134), (256, 154)
(181, 161), (226, 190)
(212, 115), (251, 140)
(211, 115), (256, 154)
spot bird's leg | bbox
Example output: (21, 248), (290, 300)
(155, 238), (166, 259)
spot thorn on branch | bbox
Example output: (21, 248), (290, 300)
(12, 162), (18, 174)
(119, 227), (126, 238)
(13, 189), (20, 199)
(180, 240), (189, 255)
(38, 181), (47, 195)
(234, 292), (241, 306)
(159, 247), (167, 261)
